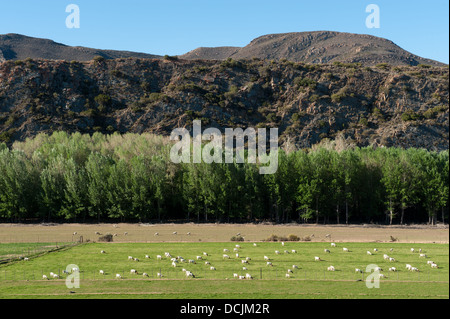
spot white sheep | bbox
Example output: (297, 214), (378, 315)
(281, 242), (285, 246)
(154, 232), (159, 236)
(235, 253), (239, 258)
(157, 272), (162, 278)
(99, 270), (104, 275)
(172, 262), (177, 267)
(242, 267), (247, 271)
(188, 259), (196, 264)
(389, 257), (395, 262)
(100, 250), (106, 254)
(355, 268), (362, 273)
(324, 249), (330, 253)
(143, 273), (149, 277)
(292, 265), (299, 269)
(367, 251), (372, 255)
(383, 254), (389, 260)
(210, 266), (216, 271)
(196, 256), (202, 260)
(223, 254), (230, 259)
(238, 275), (245, 280)
(411, 248), (415, 253)
(291, 249), (297, 253)
(373, 248), (378, 252)
(203, 252), (208, 256)
(233, 248), (239, 252)
(145, 255), (150, 259)
(431, 263), (438, 269)
(130, 269), (137, 274)
(284, 250), (290, 254)
(287, 269), (293, 273)
(245, 273), (253, 279)
(327, 266), (335, 271)
(406, 264), (412, 270)
(314, 256), (321, 261)
(173, 232), (177, 235)
(233, 273), (239, 278)
(235, 244), (241, 248)
(389, 267), (397, 272)
(156, 255), (162, 260)
(128, 256), (133, 260)
(253, 243), (257, 247)
(223, 249), (230, 252)
(275, 250), (280, 255)
(241, 259), (248, 264)
(115, 274), (122, 279)
(134, 258), (139, 262)
(42, 274), (48, 280)
(419, 254), (427, 258)
(264, 256), (270, 261)
(245, 257), (251, 261)
(285, 273), (291, 278)
(267, 261), (273, 266)
(331, 243), (336, 247)
(52, 274), (59, 279)
(343, 247), (349, 252)
(374, 267), (383, 272)
(427, 260), (434, 265)
(379, 274), (385, 278)
(187, 232), (191, 235)
(410, 267), (419, 272)
(24, 257), (29, 261)
(205, 261), (211, 265)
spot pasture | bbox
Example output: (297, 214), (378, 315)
(0, 239), (448, 299)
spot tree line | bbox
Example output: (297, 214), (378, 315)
(0, 132), (448, 225)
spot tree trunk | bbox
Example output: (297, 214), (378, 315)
(345, 200), (349, 225)
(400, 206), (405, 225)
(336, 204), (340, 224)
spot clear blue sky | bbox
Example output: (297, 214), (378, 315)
(1, 0), (448, 63)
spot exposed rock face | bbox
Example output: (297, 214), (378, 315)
(0, 57), (448, 150)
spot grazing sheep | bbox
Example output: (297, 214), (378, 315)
(389, 257), (395, 262)
(238, 275), (245, 280)
(292, 265), (299, 269)
(100, 250), (106, 254)
(367, 251), (372, 255)
(156, 255), (162, 260)
(419, 254), (427, 258)
(355, 268), (363, 273)
(411, 248), (415, 253)
(267, 262), (273, 266)
(379, 274), (386, 278)
(241, 259), (248, 264)
(331, 243), (336, 247)
(390, 248), (394, 252)
(343, 248), (349, 252)
(73, 232), (77, 235)
(314, 256), (321, 261)
(196, 256), (202, 260)
(223, 254), (230, 259)
(99, 270), (104, 275)
(130, 269), (137, 274)
(275, 250), (280, 255)
(172, 262), (177, 267)
(223, 249), (230, 252)
(24, 257), (29, 261)
(253, 243), (257, 247)
(205, 261), (211, 265)
(235, 253), (239, 258)
(124, 232), (128, 236)
(154, 232), (159, 236)
(233, 273), (239, 278)
(324, 249), (330, 253)
(203, 252), (208, 256)
(235, 244), (241, 248)
(242, 267), (247, 271)
(285, 273), (291, 278)
(410, 267), (419, 272)
(431, 263), (438, 269)
(264, 256), (270, 261)
(284, 250), (290, 254)
(164, 252), (171, 257)
(143, 273), (149, 277)
(287, 269), (293, 273)
(373, 248), (378, 252)
(145, 255), (150, 259)
(128, 256), (133, 260)
(245, 257), (251, 261)
(115, 274), (122, 279)
(188, 259), (196, 264)
(389, 267), (397, 272)
(134, 258), (139, 262)
(173, 232), (177, 235)
(52, 274), (59, 279)
(42, 274), (48, 280)
(383, 254), (389, 260)
(233, 248), (239, 252)
(186, 271), (195, 278)
(374, 267), (383, 272)
(281, 242), (285, 246)
(327, 266), (335, 271)
(210, 266), (216, 271)
(187, 232), (191, 236)
(72, 267), (79, 272)
(406, 264), (412, 270)
(157, 272), (162, 278)
(95, 231), (100, 235)
(291, 249), (297, 253)
(245, 273), (253, 280)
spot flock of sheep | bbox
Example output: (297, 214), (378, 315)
(35, 231), (440, 281)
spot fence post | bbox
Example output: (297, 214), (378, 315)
(260, 268), (262, 280)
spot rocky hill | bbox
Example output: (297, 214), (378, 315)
(181, 31), (447, 67)
(0, 56), (448, 150)
(0, 33), (161, 62)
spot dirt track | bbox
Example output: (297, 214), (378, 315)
(0, 223), (448, 244)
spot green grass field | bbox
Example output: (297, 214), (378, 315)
(0, 241), (448, 299)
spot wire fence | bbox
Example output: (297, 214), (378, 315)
(0, 242), (80, 264)
(0, 267), (447, 283)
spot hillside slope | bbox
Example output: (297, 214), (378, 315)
(0, 57), (448, 150)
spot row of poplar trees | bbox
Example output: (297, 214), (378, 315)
(0, 132), (448, 224)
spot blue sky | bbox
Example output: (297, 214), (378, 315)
(0, 0), (448, 63)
